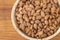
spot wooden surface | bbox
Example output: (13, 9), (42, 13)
(0, 0), (60, 40)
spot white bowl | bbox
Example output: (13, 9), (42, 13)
(11, 0), (60, 40)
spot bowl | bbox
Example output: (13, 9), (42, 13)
(11, 0), (60, 40)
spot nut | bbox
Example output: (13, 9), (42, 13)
(15, 0), (60, 38)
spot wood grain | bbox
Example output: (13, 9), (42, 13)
(0, 0), (60, 40)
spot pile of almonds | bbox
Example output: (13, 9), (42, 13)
(15, 0), (60, 39)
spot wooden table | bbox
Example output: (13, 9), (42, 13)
(0, 0), (60, 40)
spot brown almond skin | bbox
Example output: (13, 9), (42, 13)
(34, 23), (38, 29)
(47, 32), (51, 36)
(57, 17), (60, 23)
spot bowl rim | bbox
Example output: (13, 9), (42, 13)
(11, 0), (60, 40)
